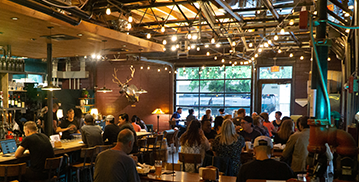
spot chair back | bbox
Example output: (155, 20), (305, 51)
(163, 129), (175, 146)
(80, 147), (97, 168)
(0, 163), (26, 182)
(137, 138), (147, 152)
(96, 145), (112, 154)
(178, 153), (202, 172)
(165, 163), (181, 171)
(146, 137), (157, 151)
(146, 124), (154, 132)
(45, 156), (64, 180)
(155, 134), (164, 149)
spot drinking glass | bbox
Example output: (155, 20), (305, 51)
(154, 160), (162, 178)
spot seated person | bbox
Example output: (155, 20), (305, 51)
(103, 115), (120, 145)
(15, 121), (54, 181)
(94, 129), (140, 182)
(186, 109), (196, 125)
(56, 109), (79, 139)
(133, 115), (147, 131)
(118, 113), (138, 153)
(130, 115), (141, 132)
(239, 116), (262, 142)
(236, 136), (295, 182)
(213, 116), (223, 135)
(81, 114), (103, 147)
(201, 119), (217, 141)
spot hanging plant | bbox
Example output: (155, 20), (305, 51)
(81, 90), (89, 98)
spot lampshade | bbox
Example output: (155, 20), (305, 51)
(90, 108), (99, 115)
(42, 84), (61, 91)
(152, 108), (165, 115)
(56, 109), (63, 120)
(97, 86), (113, 93)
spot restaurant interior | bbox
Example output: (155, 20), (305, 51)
(0, 0), (358, 181)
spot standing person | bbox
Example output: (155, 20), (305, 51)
(118, 113), (138, 153)
(42, 103), (59, 135)
(81, 114), (103, 147)
(103, 115), (120, 145)
(201, 109), (213, 123)
(56, 109), (79, 139)
(94, 129), (140, 182)
(219, 109), (225, 117)
(74, 108), (84, 132)
(186, 109), (196, 125)
(130, 115), (141, 132)
(261, 112), (275, 137)
(15, 121), (54, 181)
(170, 107), (183, 127)
(212, 119), (245, 176)
(239, 116), (262, 142)
(236, 136), (295, 182)
(180, 120), (210, 172)
(281, 116), (310, 173)
(272, 111), (283, 131)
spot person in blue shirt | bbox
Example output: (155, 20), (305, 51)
(170, 107), (182, 126)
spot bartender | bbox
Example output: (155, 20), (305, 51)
(56, 109), (79, 139)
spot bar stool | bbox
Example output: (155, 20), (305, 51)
(70, 147), (96, 182)
(0, 162), (26, 182)
(44, 156), (64, 182)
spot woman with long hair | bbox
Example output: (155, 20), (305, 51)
(211, 119), (245, 176)
(273, 119), (294, 144)
(260, 112), (275, 137)
(180, 119), (210, 172)
(213, 116), (223, 134)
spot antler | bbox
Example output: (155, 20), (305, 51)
(124, 67), (135, 85)
(112, 68), (123, 86)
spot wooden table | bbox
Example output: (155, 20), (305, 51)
(136, 131), (152, 137)
(140, 171), (236, 182)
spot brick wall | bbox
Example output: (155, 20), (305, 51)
(95, 61), (173, 132)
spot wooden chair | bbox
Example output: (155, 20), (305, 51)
(0, 163), (26, 182)
(146, 124), (154, 132)
(164, 163), (181, 171)
(43, 156), (64, 182)
(154, 134), (164, 149)
(70, 147), (96, 182)
(178, 153), (202, 173)
(137, 138), (147, 152)
(145, 137), (157, 151)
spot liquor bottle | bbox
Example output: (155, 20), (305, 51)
(0, 56), (4, 70)
(13, 94), (17, 107)
(17, 95), (21, 108)
(0, 91), (3, 108)
(21, 93), (25, 108)
(9, 94), (12, 108)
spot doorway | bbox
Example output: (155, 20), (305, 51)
(258, 81), (292, 121)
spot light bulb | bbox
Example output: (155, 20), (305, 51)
(264, 43), (268, 47)
(191, 44), (195, 49)
(232, 42), (236, 46)
(171, 45), (176, 51)
(140, 66), (143, 69)
(171, 35), (177, 41)
(128, 15), (133, 22)
(289, 19), (294, 25)
(215, 43), (220, 48)
(328, 57), (331, 61)
(229, 61), (232, 64)
(251, 57), (254, 61)
(211, 38), (215, 44)
(255, 54), (258, 58)
(192, 34), (198, 40)
(300, 56), (304, 60)
(258, 48), (262, 52)
(289, 53), (293, 57)
(187, 34), (192, 39)
(280, 28), (285, 34)
(274, 35), (279, 40)
(147, 66), (150, 70)
(268, 40), (272, 44)
(163, 48), (166, 51)
(221, 59), (225, 63)
(106, 7), (111, 15)
(127, 23), (131, 29)
(176, 44), (179, 48)
(91, 54), (96, 59)
(248, 60), (251, 63)
(97, 55), (101, 59)
(163, 39), (167, 45)
(205, 44), (209, 48)
(158, 69), (160, 72)
(349, 5), (354, 9)
(344, 13), (350, 17)
(249, 43), (253, 47)
(146, 33), (151, 39)
(346, 29), (350, 33)
(197, 47), (200, 51)
(214, 56), (217, 60)
(165, 67), (168, 70)
(278, 49), (282, 53)
(187, 46), (191, 50)
(206, 52), (210, 56)
(161, 26), (165, 33)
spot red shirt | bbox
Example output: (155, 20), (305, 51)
(131, 123), (141, 132)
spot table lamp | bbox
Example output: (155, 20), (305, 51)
(152, 108), (164, 133)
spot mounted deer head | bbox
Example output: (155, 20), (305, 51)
(112, 67), (147, 103)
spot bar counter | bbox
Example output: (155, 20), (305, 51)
(140, 171), (236, 182)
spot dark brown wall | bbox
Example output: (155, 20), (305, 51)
(95, 61), (173, 132)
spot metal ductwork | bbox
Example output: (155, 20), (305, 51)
(9, 0), (82, 26)
(33, 0), (92, 20)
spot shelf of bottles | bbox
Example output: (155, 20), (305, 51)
(0, 57), (25, 73)
(0, 80), (26, 113)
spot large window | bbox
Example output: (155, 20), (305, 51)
(175, 66), (252, 119)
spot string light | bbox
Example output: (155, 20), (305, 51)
(192, 34), (198, 40)
(251, 57), (254, 61)
(349, 5), (354, 9)
(127, 23), (131, 29)
(206, 52), (210, 56)
(197, 47), (200, 51)
(128, 15), (133, 23)
(140, 66), (143, 69)
(163, 48), (166, 51)
(211, 38), (215, 44)
(205, 44), (209, 48)
(165, 67), (168, 70)
(214, 56), (217, 60)
(264, 43), (268, 47)
(289, 53), (293, 57)
(96, 55), (101, 59)
(344, 12), (350, 17)
(161, 26), (165, 33)
(158, 69), (160, 72)
(176, 44), (179, 48)
(229, 61), (232, 64)
(215, 43), (220, 48)
(221, 58), (225, 63)
(187, 46), (191, 50)
(162, 39), (167, 45)
(280, 28), (285, 34)
(191, 44), (195, 49)
(300, 56), (304, 60)
(268, 40), (272, 44)
(289, 19), (294, 26)
(187, 34), (192, 39)
(255, 54), (258, 58)
(249, 43), (253, 47)
(258, 48), (263, 52)
(232, 42), (236, 46)
(346, 29), (350, 33)
(278, 49), (282, 53)
(91, 54), (96, 59)
(171, 35), (177, 41)
(146, 33), (151, 39)
(171, 45), (176, 51)
(106, 7), (111, 15)
(147, 66), (150, 70)
(327, 57), (331, 61)
(274, 35), (279, 40)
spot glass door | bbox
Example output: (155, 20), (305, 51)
(260, 83), (291, 121)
